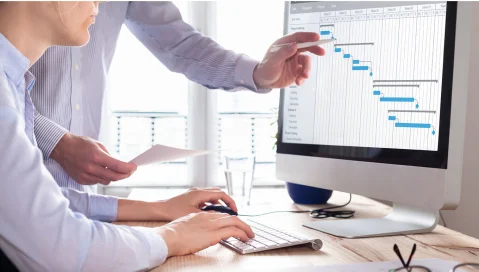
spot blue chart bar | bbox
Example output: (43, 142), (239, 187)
(352, 60), (360, 64)
(335, 47), (341, 53)
(380, 97), (415, 102)
(352, 66), (368, 71)
(344, 54), (351, 58)
(395, 123), (431, 128)
(320, 30), (331, 35)
(373, 90), (381, 95)
(388, 116), (396, 121)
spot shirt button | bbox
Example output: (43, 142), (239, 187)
(240, 80), (245, 84)
(75, 104), (80, 110)
(74, 64), (80, 71)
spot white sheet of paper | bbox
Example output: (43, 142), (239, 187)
(129, 144), (211, 166)
(271, 259), (459, 272)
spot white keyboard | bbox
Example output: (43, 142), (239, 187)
(220, 219), (323, 254)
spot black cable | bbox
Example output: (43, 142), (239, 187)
(238, 194), (355, 219)
(309, 193), (355, 219)
(238, 210), (309, 217)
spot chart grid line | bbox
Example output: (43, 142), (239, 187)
(372, 84), (420, 88)
(334, 42), (375, 47)
(388, 110), (436, 113)
(373, 79), (438, 83)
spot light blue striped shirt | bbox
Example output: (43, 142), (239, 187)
(31, 2), (263, 197)
(0, 33), (167, 272)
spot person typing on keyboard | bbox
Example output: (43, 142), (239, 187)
(0, 2), (257, 271)
(201, 204), (323, 254)
(0, 1), (325, 270)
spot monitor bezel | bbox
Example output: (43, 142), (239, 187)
(277, 1), (457, 169)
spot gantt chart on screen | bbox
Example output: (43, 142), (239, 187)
(282, 2), (446, 151)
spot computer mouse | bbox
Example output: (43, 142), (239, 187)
(201, 204), (238, 216)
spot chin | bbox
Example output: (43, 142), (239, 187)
(76, 35), (91, 47)
(70, 32), (91, 47)
(55, 31), (90, 47)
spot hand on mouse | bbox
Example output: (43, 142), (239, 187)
(156, 187), (238, 221)
(115, 187), (237, 222)
(155, 212), (254, 257)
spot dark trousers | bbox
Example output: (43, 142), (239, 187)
(0, 248), (18, 272)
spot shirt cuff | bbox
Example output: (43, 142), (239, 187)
(131, 226), (168, 267)
(34, 113), (68, 160)
(234, 55), (272, 94)
(89, 194), (118, 222)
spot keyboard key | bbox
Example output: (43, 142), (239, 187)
(261, 240), (278, 247)
(254, 237), (271, 243)
(286, 231), (309, 239)
(249, 241), (267, 249)
(237, 244), (255, 251)
(280, 236), (299, 243)
(253, 230), (268, 237)
(228, 240), (245, 246)
(274, 239), (290, 245)
(263, 235), (279, 241)
(268, 235), (286, 241)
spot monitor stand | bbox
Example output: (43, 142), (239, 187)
(302, 203), (439, 238)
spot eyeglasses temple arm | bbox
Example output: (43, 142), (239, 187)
(393, 244), (408, 268)
(405, 244), (417, 268)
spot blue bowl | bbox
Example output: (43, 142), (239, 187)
(285, 182), (333, 204)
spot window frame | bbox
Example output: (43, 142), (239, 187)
(103, 2), (282, 190)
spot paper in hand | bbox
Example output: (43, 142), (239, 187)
(129, 144), (211, 166)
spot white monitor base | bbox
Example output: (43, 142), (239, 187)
(303, 203), (439, 238)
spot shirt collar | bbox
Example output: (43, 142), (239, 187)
(25, 71), (36, 93)
(0, 32), (30, 87)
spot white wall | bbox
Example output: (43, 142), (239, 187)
(442, 2), (479, 239)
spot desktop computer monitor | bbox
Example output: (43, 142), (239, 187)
(276, 1), (473, 238)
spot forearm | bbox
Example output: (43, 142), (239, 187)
(61, 188), (172, 222)
(125, 1), (269, 93)
(117, 199), (168, 221)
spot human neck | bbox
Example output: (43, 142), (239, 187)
(0, 3), (51, 68)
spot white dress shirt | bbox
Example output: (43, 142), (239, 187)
(0, 33), (168, 271)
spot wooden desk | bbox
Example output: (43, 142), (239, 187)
(117, 188), (479, 271)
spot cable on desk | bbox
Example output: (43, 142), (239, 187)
(309, 193), (355, 219)
(238, 194), (355, 219)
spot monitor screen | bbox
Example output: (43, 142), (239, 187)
(278, 1), (456, 168)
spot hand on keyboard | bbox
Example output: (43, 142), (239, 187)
(156, 212), (254, 257)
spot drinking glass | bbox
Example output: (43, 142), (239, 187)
(223, 154), (256, 206)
